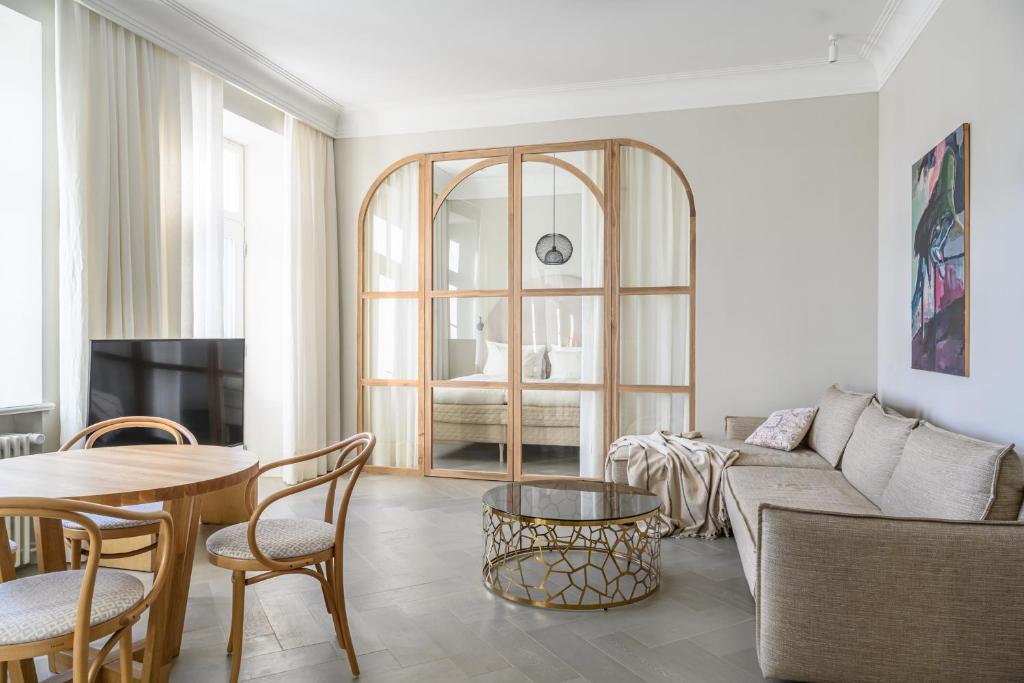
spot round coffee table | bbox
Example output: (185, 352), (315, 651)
(482, 480), (662, 610)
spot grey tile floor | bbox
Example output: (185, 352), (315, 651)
(39, 474), (773, 682)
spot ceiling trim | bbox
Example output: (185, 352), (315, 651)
(860, 0), (945, 86)
(336, 58), (880, 138)
(74, 0), (945, 139)
(75, 0), (343, 136)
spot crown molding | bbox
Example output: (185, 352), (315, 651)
(74, 0), (943, 140)
(336, 58), (880, 138)
(860, 0), (945, 87)
(74, 0), (343, 136)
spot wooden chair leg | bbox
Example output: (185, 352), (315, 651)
(331, 553), (359, 677)
(228, 571), (245, 683)
(119, 629), (133, 681)
(69, 539), (82, 570)
(1, 659), (8, 682)
(316, 563), (334, 615)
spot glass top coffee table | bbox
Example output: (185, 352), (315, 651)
(482, 480), (662, 610)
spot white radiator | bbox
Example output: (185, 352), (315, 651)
(1, 432), (44, 567)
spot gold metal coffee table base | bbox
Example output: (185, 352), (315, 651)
(482, 506), (661, 610)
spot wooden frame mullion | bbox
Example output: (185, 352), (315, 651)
(510, 149), (524, 480)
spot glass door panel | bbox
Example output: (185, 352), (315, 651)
(521, 295), (604, 383)
(432, 297), (509, 381)
(364, 161), (419, 292)
(433, 160), (508, 291)
(521, 390), (604, 478)
(363, 298), (418, 380)
(619, 294), (689, 386)
(431, 387), (509, 474)
(620, 146), (690, 288)
(363, 386), (418, 468)
(619, 392), (689, 435)
(521, 156), (604, 290)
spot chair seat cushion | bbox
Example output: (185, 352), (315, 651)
(206, 518), (335, 561)
(0, 569), (144, 645)
(62, 502), (163, 530)
(7, 540), (15, 553)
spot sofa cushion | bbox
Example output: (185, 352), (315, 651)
(806, 385), (874, 467)
(841, 400), (918, 506)
(745, 408), (817, 451)
(723, 466), (880, 548)
(715, 438), (832, 470)
(879, 422), (1022, 521)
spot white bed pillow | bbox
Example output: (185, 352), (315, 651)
(482, 341), (508, 376)
(548, 346), (583, 381)
(482, 341), (546, 379)
(745, 408), (818, 451)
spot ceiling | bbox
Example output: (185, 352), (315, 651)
(82, 0), (944, 137)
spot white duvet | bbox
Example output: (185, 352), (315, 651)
(433, 374), (580, 407)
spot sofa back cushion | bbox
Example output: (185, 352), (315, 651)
(841, 400), (918, 506)
(879, 422), (1022, 520)
(806, 385), (874, 467)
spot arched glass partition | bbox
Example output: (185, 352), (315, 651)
(358, 140), (695, 481)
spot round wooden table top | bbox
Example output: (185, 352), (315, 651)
(0, 444), (259, 506)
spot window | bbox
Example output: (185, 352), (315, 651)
(222, 138), (245, 337)
(0, 5), (43, 408)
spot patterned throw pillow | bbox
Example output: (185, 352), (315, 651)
(745, 408), (818, 451)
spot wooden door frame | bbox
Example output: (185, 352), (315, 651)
(356, 139), (696, 480)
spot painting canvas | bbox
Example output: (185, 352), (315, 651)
(911, 124), (969, 376)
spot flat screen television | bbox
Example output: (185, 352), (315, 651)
(88, 339), (244, 447)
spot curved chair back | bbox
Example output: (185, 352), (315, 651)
(0, 498), (172, 682)
(242, 433), (376, 572)
(61, 416), (198, 451)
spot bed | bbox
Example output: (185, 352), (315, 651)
(432, 373), (580, 462)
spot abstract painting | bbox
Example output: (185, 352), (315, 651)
(911, 124), (969, 376)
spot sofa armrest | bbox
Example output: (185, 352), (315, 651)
(723, 416), (765, 441)
(757, 505), (1024, 682)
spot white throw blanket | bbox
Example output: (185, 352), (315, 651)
(606, 432), (738, 539)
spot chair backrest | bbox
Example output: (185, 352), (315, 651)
(243, 433), (376, 571)
(60, 416), (198, 451)
(0, 497), (173, 682)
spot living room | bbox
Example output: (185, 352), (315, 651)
(0, 1), (1021, 681)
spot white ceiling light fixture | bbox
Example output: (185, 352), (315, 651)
(828, 34), (839, 63)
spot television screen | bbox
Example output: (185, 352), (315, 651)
(88, 339), (244, 447)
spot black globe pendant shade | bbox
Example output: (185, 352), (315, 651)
(535, 159), (573, 265)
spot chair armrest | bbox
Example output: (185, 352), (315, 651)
(756, 505), (1024, 682)
(723, 416), (765, 441)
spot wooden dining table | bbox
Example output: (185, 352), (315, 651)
(0, 444), (259, 683)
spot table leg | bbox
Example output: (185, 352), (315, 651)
(140, 496), (201, 683)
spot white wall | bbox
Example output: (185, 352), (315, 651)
(877, 0), (1024, 446)
(336, 93), (879, 438)
(224, 110), (287, 466)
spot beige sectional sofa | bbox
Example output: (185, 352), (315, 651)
(716, 385), (1024, 682)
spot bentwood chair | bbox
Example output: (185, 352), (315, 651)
(206, 433), (375, 682)
(0, 498), (172, 683)
(60, 416), (197, 570)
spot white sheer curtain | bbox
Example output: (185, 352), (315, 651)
(365, 162), (418, 468)
(618, 146), (691, 435)
(55, 0), (226, 442)
(281, 116), (340, 484)
(578, 151), (604, 477)
(188, 66), (224, 337)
